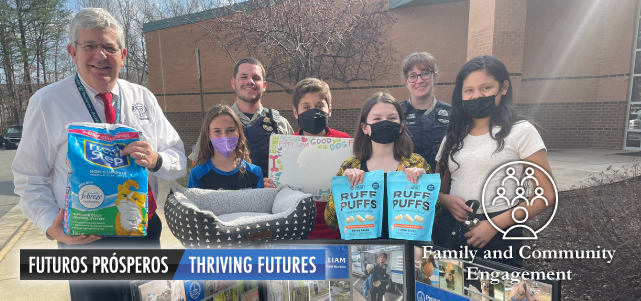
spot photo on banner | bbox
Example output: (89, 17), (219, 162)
(205, 280), (239, 298)
(329, 281), (350, 301)
(413, 246), (439, 287)
(308, 281), (330, 301)
(263, 243), (351, 301)
(438, 258), (463, 295)
(504, 278), (552, 301)
(237, 281), (259, 301)
(214, 286), (238, 301)
(463, 263), (505, 301)
(138, 280), (186, 301)
(288, 280), (310, 301)
(267, 281), (288, 301)
(349, 245), (405, 301)
(268, 135), (353, 201)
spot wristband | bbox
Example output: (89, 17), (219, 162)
(148, 153), (163, 172)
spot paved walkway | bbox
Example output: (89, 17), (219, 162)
(0, 148), (638, 300)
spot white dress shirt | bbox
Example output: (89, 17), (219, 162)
(12, 74), (187, 235)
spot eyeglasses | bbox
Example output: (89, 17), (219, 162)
(406, 71), (433, 83)
(74, 42), (120, 55)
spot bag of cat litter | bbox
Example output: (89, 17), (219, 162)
(64, 122), (148, 236)
(386, 171), (440, 241)
(331, 170), (384, 240)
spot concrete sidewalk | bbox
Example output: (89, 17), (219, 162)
(0, 148), (638, 300)
(546, 148), (640, 191)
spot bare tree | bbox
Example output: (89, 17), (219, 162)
(198, 0), (397, 93)
(0, 0), (70, 125)
(74, 0), (213, 86)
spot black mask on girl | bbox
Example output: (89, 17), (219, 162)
(367, 120), (401, 144)
(463, 93), (500, 119)
(297, 109), (329, 135)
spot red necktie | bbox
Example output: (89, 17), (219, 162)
(97, 93), (157, 220)
(97, 93), (116, 124)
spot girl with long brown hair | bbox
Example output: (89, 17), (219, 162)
(324, 92), (432, 239)
(188, 104), (264, 189)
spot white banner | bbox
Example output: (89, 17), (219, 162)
(268, 134), (354, 202)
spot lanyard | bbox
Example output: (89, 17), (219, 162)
(74, 73), (122, 124)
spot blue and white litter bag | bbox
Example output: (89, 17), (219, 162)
(387, 172), (440, 241)
(331, 170), (384, 240)
(64, 122), (148, 236)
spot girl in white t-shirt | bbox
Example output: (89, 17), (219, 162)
(434, 55), (556, 267)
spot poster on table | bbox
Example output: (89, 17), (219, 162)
(268, 134), (353, 202)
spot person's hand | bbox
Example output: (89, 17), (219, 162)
(402, 165), (425, 184)
(46, 209), (101, 245)
(264, 177), (276, 188)
(343, 168), (365, 186)
(464, 220), (497, 248)
(122, 141), (158, 169)
(440, 194), (473, 222)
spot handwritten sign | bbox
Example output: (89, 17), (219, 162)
(268, 134), (354, 202)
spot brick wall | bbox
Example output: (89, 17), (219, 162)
(145, 1), (470, 113)
(147, 0), (638, 150)
(165, 112), (203, 153)
(522, 0), (636, 105)
(516, 101), (628, 149)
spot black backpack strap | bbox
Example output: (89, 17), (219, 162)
(400, 100), (409, 115)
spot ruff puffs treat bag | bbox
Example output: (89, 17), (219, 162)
(331, 170), (384, 240)
(387, 172), (440, 241)
(64, 122), (148, 236)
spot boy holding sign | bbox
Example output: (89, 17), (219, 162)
(292, 78), (351, 138)
(291, 78), (350, 239)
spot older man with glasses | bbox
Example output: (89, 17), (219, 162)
(12, 7), (187, 300)
(399, 52), (451, 172)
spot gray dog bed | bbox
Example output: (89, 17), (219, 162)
(164, 186), (316, 248)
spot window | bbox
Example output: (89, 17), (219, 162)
(624, 0), (641, 149)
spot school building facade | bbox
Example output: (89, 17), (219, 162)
(142, 0), (641, 152)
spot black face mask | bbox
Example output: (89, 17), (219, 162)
(463, 93), (500, 119)
(297, 109), (329, 135)
(368, 120), (401, 144)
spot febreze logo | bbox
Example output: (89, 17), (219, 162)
(84, 140), (129, 169)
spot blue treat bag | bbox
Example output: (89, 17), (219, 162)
(64, 122), (148, 236)
(331, 170), (384, 239)
(386, 172), (440, 241)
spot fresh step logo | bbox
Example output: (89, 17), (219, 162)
(85, 141), (129, 169)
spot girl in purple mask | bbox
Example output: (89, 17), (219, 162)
(189, 104), (264, 189)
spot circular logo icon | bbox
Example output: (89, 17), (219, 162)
(416, 291), (425, 301)
(372, 182), (380, 189)
(78, 185), (105, 209)
(427, 184), (435, 191)
(189, 281), (202, 299)
(481, 161), (558, 240)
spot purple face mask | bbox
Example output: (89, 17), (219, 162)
(210, 136), (238, 157)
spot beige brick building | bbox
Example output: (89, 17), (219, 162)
(143, 0), (641, 152)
